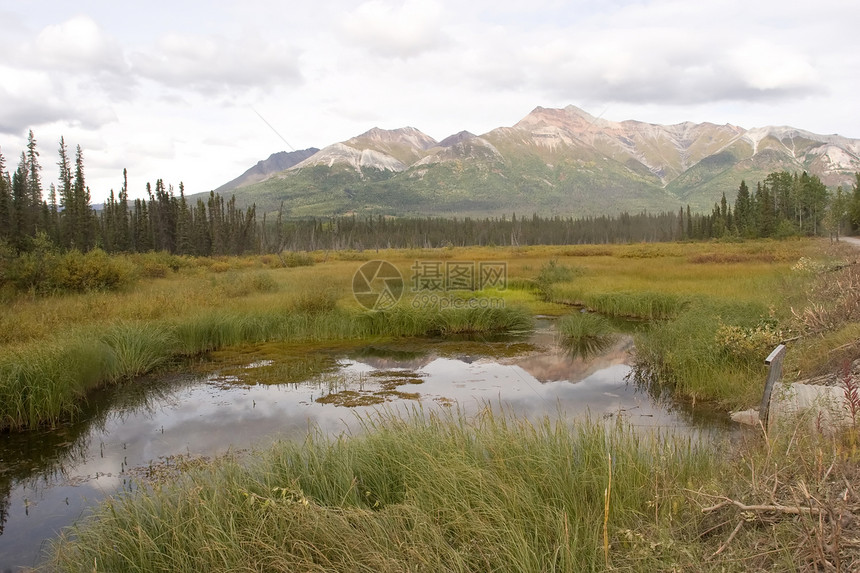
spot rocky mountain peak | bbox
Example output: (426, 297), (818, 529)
(437, 131), (476, 147)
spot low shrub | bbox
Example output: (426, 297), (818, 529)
(51, 249), (136, 292)
(281, 251), (315, 268)
(2, 243), (136, 294)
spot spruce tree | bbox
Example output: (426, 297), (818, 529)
(25, 130), (43, 236)
(11, 155), (29, 250)
(849, 173), (860, 233)
(72, 145), (92, 249)
(116, 168), (130, 251)
(176, 182), (193, 255)
(0, 147), (9, 242)
(57, 137), (74, 247)
(734, 180), (751, 236)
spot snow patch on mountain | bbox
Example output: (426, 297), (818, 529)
(291, 143), (407, 172)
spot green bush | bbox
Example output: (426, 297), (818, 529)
(1, 241), (136, 294)
(51, 249), (136, 292)
(281, 251), (315, 268)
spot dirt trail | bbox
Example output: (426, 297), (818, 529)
(842, 236), (860, 249)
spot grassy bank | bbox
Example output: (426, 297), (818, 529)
(0, 238), (847, 428)
(521, 240), (848, 410)
(49, 409), (860, 572)
(0, 305), (532, 431)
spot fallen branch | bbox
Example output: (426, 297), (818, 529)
(702, 498), (822, 515)
(827, 338), (860, 354)
(710, 520), (744, 558)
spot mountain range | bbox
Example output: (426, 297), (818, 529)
(211, 105), (860, 218)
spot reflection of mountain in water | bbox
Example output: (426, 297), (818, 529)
(509, 336), (634, 383)
(348, 354), (435, 371)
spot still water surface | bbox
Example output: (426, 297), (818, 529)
(0, 320), (727, 569)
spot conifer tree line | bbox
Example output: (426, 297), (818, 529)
(693, 171), (858, 240)
(1, 132), (860, 256)
(0, 132), (257, 256)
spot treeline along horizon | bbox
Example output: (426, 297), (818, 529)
(2, 131), (860, 256)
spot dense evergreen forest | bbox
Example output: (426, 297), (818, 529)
(2, 131), (860, 256)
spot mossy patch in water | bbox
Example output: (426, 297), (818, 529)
(316, 391), (386, 407)
(197, 340), (364, 386)
(351, 346), (428, 361)
(368, 369), (423, 379)
(377, 390), (421, 401)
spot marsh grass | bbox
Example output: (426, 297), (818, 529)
(101, 322), (176, 381)
(633, 300), (773, 407)
(49, 409), (718, 572)
(51, 407), (860, 572)
(583, 291), (686, 320)
(213, 270), (279, 298)
(556, 312), (617, 357)
(0, 304), (533, 431)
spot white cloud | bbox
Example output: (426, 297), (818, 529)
(461, 18), (824, 106)
(342, 0), (446, 58)
(130, 33), (302, 95)
(2, 0), (860, 203)
(34, 15), (126, 73)
(0, 67), (117, 134)
(727, 40), (820, 93)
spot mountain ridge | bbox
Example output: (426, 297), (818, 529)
(210, 105), (860, 218)
(215, 148), (319, 194)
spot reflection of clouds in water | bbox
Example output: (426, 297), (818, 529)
(1, 478), (112, 567)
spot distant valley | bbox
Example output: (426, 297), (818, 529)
(208, 105), (860, 217)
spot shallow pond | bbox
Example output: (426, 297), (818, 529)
(0, 319), (729, 569)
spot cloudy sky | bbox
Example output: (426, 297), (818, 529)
(1, 0), (858, 203)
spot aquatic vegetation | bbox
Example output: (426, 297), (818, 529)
(633, 299), (774, 407)
(101, 322), (176, 381)
(556, 312), (617, 358)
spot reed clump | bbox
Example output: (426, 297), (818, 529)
(556, 312), (617, 357)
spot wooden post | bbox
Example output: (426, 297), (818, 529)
(759, 344), (786, 427)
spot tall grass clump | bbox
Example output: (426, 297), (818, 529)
(213, 270), (279, 298)
(433, 305), (533, 334)
(290, 288), (340, 314)
(359, 305), (533, 337)
(0, 337), (108, 430)
(583, 291), (686, 320)
(100, 322), (177, 381)
(556, 312), (616, 357)
(50, 410), (718, 572)
(634, 299), (774, 408)
(279, 251), (315, 268)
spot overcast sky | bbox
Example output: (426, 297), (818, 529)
(1, 0), (858, 203)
